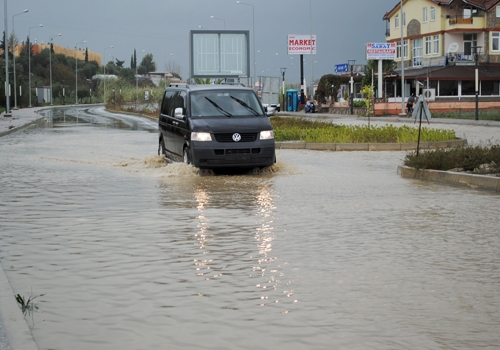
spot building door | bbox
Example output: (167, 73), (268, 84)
(463, 33), (477, 56)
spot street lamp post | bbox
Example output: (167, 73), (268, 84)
(236, 1), (255, 89)
(280, 67), (286, 112)
(472, 46), (482, 121)
(4, 0), (11, 116)
(210, 16), (226, 29)
(12, 9), (29, 110)
(135, 49), (145, 110)
(75, 40), (87, 104)
(348, 60), (356, 115)
(103, 45), (114, 104)
(49, 33), (62, 105)
(309, 0), (314, 102)
(28, 24), (43, 108)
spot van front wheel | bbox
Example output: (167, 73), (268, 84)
(183, 147), (191, 165)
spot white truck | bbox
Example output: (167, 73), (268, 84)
(261, 76), (281, 114)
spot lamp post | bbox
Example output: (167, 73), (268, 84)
(75, 40), (87, 104)
(280, 67), (286, 112)
(4, 0), (11, 116)
(135, 49), (145, 110)
(103, 45), (114, 104)
(12, 9), (29, 110)
(28, 24), (43, 108)
(236, 1), (255, 89)
(210, 16), (226, 29)
(49, 33), (62, 105)
(472, 46), (482, 121)
(309, 0), (314, 102)
(400, 0), (405, 115)
(348, 59), (356, 115)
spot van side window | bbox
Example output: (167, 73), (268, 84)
(161, 90), (186, 117)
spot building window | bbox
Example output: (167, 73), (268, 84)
(497, 6), (500, 17)
(395, 14), (399, 28)
(493, 32), (500, 52)
(423, 7), (428, 23)
(396, 40), (408, 59)
(431, 6), (436, 21)
(413, 38), (423, 67)
(425, 36), (432, 55)
(403, 12), (406, 27)
(396, 40), (408, 58)
(433, 35), (440, 54)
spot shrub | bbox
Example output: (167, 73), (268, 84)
(270, 116), (456, 143)
(404, 145), (500, 171)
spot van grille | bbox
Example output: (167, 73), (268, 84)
(214, 133), (258, 143)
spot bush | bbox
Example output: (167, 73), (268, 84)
(271, 116), (456, 143)
(404, 145), (500, 171)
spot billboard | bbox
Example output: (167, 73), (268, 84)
(335, 63), (349, 73)
(288, 34), (316, 55)
(190, 30), (250, 78)
(366, 42), (396, 60)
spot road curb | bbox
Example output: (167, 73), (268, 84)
(276, 138), (467, 151)
(397, 165), (500, 192)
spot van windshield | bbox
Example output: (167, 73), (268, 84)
(190, 90), (264, 118)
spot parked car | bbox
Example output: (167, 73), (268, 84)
(262, 103), (276, 116)
(158, 84), (276, 169)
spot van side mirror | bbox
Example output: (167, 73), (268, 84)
(174, 107), (184, 119)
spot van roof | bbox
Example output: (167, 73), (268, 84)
(167, 84), (253, 92)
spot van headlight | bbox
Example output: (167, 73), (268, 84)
(259, 130), (274, 140)
(191, 132), (212, 141)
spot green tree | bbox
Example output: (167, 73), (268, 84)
(138, 53), (156, 74)
(116, 58), (125, 68)
(315, 74), (350, 104)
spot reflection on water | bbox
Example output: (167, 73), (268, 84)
(0, 108), (499, 349)
(38, 106), (158, 132)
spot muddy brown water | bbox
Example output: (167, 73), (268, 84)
(0, 107), (499, 349)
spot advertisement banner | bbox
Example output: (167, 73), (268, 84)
(366, 42), (396, 60)
(288, 35), (316, 55)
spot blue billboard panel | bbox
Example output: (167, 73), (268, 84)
(334, 63), (348, 73)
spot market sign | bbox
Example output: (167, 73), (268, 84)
(366, 42), (396, 60)
(288, 34), (316, 55)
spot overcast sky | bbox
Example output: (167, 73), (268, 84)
(6, 0), (398, 83)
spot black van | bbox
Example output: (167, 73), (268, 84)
(158, 84), (276, 169)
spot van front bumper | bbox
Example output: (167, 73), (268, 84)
(191, 140), (276, 168)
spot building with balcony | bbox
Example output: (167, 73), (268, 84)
(382, 0), (500, 100)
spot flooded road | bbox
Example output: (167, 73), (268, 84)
(0, 107), (499, 350)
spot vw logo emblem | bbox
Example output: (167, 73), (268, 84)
(232, 133), (242, 142)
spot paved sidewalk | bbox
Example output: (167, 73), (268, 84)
(0, 108), (47, 138)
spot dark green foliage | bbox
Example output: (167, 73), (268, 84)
(315, 74), (351, 104)
(404, 145), (500, 171)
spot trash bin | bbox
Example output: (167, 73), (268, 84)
(286, 89), (298, 111)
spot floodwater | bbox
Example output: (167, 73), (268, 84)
(0, 107), (499, 350)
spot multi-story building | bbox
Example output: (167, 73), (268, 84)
(383, 0), (500, 100)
